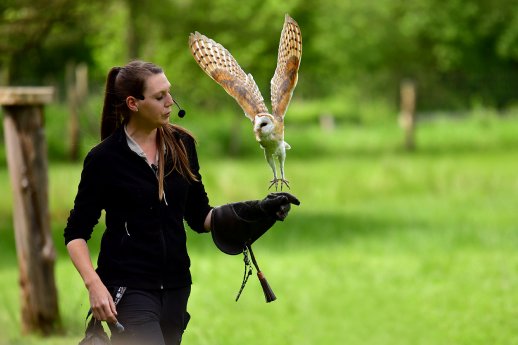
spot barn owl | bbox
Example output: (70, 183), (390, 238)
(189, 14), (302, 190)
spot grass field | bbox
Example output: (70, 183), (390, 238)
(1, 114), (518, 344)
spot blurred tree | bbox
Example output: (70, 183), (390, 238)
(0, 0), (102, 88)
(394, 0), (518, 109)
(2, 0), (516, 111)
(310, 0), (518, 110)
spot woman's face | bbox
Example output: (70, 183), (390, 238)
(134, 73), (174, 129)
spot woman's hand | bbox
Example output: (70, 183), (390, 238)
(66, 239), (119, 324)
(87, 278), (118, 324)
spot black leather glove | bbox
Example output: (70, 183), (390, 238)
(211, 192), (300, 255)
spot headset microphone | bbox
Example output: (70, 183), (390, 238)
(173, 99), (186, 118)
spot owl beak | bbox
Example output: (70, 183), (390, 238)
(254, 121), (267, 132)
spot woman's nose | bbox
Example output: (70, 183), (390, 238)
(165, 93), (174, 107)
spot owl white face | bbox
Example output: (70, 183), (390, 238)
(254, 114), (275, 138)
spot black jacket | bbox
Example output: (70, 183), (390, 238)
(64, 126), (212, 289)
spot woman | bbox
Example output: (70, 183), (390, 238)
(64, 60), (299, 345)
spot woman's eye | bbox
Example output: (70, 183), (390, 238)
(156, 91), (170, 101)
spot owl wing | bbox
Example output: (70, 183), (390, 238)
(189, 32), (269, 121)
(271, 14), (302, 119)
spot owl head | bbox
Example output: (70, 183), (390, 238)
(254, 113), (277, 140)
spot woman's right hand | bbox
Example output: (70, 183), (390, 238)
(87, 278), (118, 324)
(66, 239), (119, 324)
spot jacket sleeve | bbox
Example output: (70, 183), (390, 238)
(64, 150), (105, 244)
(183, 136), (212, 233)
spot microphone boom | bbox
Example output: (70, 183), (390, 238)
(173, 99), (186, 118)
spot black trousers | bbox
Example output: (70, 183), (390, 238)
(108, 286), (191, 345)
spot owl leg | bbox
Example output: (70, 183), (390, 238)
(267, 154), (289, 191)
(266, 153), (279, 190)
(278, 154), (290, 191)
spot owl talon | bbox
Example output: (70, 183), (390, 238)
(268, 179), (290, 191)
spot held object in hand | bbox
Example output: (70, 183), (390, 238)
(211, 192), (300, 302)
(78, 287), (126, 345)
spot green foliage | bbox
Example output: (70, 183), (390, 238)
(0, 0), (104, 86)
(311, 0), (518, 108)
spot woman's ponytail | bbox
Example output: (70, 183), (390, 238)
(100, 67), (122, 140)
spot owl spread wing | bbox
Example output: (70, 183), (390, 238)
(189, 32), (269, 121)
(271, 14), (302, 119)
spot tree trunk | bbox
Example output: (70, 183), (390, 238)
(126, 0), (141, 59)
(0, 87), (61, 335)
(66, 62), (88, 161)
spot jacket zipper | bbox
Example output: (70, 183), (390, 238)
(153, 163), (168, 289)
(158, 205), (167, 290)
(129, 152), (168, 289)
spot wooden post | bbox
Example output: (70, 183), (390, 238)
(319, 113), (336, 132)
(66, 62), (88, 161)
(0, 87), (61, 335)
(66, 62), (79, 161)
(399, 80), (416, 151)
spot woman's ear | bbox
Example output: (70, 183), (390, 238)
(126, 96), (139, 112)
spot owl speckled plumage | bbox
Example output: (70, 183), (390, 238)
(189, 14), (302, 190)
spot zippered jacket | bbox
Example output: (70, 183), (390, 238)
(64, 126), (212, 289)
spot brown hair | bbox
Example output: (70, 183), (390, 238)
(100, 61), (198, 199)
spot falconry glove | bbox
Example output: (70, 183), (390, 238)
(211, 192), (300, 254)
(211, 192), (300, 302)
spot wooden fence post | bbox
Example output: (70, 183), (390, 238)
(399, 80), (417, 151)
(66, 62), (89, 161)
(0, 87), (61, 335)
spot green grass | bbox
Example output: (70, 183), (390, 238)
(1, 115), (518, 344)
